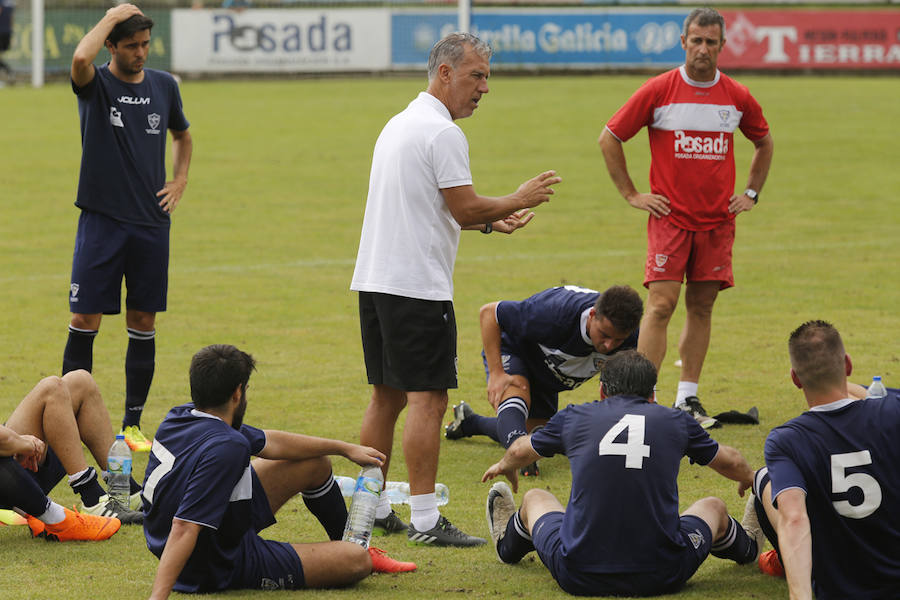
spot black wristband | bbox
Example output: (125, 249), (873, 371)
(481, 223), (492, 234)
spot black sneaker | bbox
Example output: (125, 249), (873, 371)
(374, 510), (408, 536)
(444, 401), (474, 440)
(407, 515), (486, 547)
(679, 396), (721, 429)
(486, 481), (517, 562)
(80, 495), (143, 525)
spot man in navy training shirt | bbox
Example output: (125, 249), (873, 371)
(445, 285), (642, 476)
(63, 3), (193, 453)
(143, 345), (413, 599)
(482, 350), (762, 597)
(745, 320), (900, 599)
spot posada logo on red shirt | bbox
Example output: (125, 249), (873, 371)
(673, 131), (729, 160)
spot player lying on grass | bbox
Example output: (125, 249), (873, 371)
(482, 350), (763, 597)
(745, 320), (900, 599)
(0, 423), (121, 541)
(144, 344), (414, 600)
(446, 285), (642, 477)
(3, 369), (143, 523)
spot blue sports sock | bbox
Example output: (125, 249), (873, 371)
(0, 457), (51, 516)
(62, 326), (97, 375)
(498, 510), (534, 564)
(302, 474), (346, 541)
(124, 329), (155, 428)
(496, 397), (528, 449)
(711, 516), (757, 564)
(464, 414), (500, 442)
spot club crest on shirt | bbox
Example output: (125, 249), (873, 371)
(146, 113), (161, 135)
(109, 106), (124, 128)
(718, 109), (731, 123)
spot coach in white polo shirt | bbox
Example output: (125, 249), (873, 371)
(351, 32), (561, 547)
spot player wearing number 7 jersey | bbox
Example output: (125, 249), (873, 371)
(749, 320), (900, 599)
(481, 350), (761, 597)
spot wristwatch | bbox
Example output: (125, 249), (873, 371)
(744, 189), (759, 204)
(481, 223), (492, 234)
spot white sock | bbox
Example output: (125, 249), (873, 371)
(409, 492), (439, 532)
(675, 381), (699, 408)
(37, 502), (66, 525)
(374, 495), (392, 520)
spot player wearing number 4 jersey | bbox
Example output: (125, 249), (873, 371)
(748, 321), (900, 600)
(482, 350), (761, 597)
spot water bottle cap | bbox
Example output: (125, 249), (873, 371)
(873, 376), (882, 381)
(115, 434), (125, 440)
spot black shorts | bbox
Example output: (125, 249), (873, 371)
(358, 291), (457, 391)
(482, 350), (559, 419)
(69, 210), (170, 314)
(0, 32), (10, 53)
(30, 447), (66, 495)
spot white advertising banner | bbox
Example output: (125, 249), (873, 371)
(172, 9), (391, 73)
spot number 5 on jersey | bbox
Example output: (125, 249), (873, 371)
(598, 414), (651, 469)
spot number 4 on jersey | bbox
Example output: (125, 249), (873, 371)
(598, 414), (651, 469)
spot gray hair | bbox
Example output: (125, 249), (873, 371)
(683, 7), (726, 41)
(427, 32), (493, 81)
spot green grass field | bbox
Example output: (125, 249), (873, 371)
(0, 72), (898, 599)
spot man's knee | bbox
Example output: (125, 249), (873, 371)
(646, 290), (679, 320)
(70, 313), (102, 330)
(345, 542), (372, 582)
(61, 369), (98, 399)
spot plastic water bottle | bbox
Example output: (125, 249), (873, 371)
(867, 376), (888, 399)
(107, 434), (132, 506)
(341, 465), (383, 548)
(336, 477), (449, 506)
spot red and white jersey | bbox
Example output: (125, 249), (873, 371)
(606, 66), (769, 231)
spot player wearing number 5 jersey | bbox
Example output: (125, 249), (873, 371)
(481, 350), (761, 597)
(749, 320), (900, 599)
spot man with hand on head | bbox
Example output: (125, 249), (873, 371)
(598, 7), (773, 427)
(351, 32), (561, 546)
(64, 3), (192, 452)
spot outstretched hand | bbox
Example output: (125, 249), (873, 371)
(492, 208), (535, 234)
(482, 460), (519, 493)
(516, 170), (561, 209)
(344, 444), (386, 468)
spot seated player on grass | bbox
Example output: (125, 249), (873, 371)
(445, 285), (642, 476)
(482, 350), (763, 597)
(0, 423), (121, 541)
(745, 320), (900, 599)
(144, 344), (414, 600)
(3, 369), (143, 523)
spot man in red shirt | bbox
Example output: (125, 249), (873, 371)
(598, 7), (773, 427)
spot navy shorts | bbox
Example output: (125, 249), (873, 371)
(359, 291), (457, 391)
(532, 512), (711, 597)
(229, 468), (306, 591)
(69, 210), (169, 315)
(482, 350), (559, 419)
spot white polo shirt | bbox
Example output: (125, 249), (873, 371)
(351, 92), (472, 302)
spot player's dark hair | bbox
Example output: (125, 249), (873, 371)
(594, 285), (643, 333)
(107, 14), (154, 47)
(427, 32), (492, 81)
(599, 350), (657, 400)
(788, 320), (846, 393)
(683, 7), (725, 41)
(189, 344), (256, 410)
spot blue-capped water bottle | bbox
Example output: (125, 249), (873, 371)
(342, 465), (383, 548)
(107, 434), (132, 506)
(867, 376), (888, 399)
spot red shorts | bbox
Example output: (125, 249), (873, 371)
(644, 217), (735, 290)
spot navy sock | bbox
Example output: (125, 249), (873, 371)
(496, 397), (528, 449)
(464, 414), (500, 442)
(70, 466), (105, 507)
(711, 516), (757, 564)
(498, 510), (534, 564)
(124, 329), (155, 428)
(302, 474), (346, 541)
(62, 326), (97, 374)
(0, 457), (51, 516)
